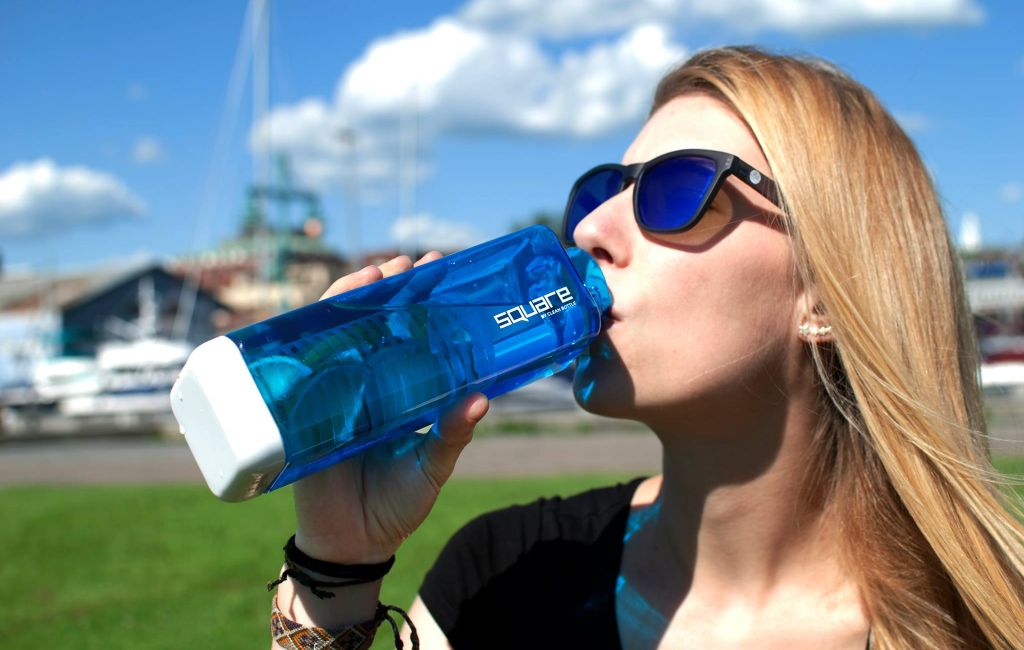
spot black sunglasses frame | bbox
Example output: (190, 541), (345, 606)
(562, 148), (782, 243)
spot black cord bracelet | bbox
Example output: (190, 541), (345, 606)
(286, 535), (396, 580)
(267, 535), (397, 599)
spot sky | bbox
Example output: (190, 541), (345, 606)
(1, 0), (1022, 274)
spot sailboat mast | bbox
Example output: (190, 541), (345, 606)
(252, 0), (270, 188)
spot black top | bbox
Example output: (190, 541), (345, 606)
(419, 478), (872, 650)
(419, 478), (645, 649)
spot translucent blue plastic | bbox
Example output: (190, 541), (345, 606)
(224, 225), (612, 492)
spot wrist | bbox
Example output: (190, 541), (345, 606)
(294, 531), (397, 565)
(275, 572), (382, 631)
(269, 534), (396, 629)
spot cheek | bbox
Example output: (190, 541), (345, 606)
(593, 236), (796, 409)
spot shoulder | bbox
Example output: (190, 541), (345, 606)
(450, 476), (646, 557)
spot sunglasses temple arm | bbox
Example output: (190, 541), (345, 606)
(733, 158), (782, 209)
(758, 177), (782, 209)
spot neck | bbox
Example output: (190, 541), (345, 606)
(639, 387), (844, 602)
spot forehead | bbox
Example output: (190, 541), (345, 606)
(624, 93), (770, 173)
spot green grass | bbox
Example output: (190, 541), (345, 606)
(994, 455), (1024, 478)
(0, 473), (635, 649)
(2, 461), (1022, 649)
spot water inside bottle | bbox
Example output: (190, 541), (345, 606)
(226, 227), (606, 490)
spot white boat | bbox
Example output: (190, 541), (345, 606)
(31, 356), (101, 402)
(59, 338), (192, 418)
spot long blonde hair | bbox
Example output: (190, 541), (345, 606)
(652, 47), (1024, 649)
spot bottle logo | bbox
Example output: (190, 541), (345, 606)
(493, 286), (576, 329)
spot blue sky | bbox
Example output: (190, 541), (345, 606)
(1, 0), (1021, 273)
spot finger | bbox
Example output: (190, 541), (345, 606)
(378, 255), (413, 278)
(419, 393), (488, 487)
(320, 265), (383, 300)
(413, 251), (443, 267)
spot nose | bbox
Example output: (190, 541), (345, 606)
(570, 188), (633, 268)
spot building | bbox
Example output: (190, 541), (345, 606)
(0, 261), (229, 388)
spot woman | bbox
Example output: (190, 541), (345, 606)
(270, 47), (1024, 649)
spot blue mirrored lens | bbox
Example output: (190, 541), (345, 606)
(637, 156), (717, 231)
(565, 168), (623, 241)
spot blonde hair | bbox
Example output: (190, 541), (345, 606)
(652, 47), (1024, 649)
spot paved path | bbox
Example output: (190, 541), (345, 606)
(0, 431), (663, 487)
(1, 408), (1019, 487)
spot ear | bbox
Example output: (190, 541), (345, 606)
(795, 285), (834, 344)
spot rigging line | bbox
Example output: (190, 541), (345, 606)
(172, 0), (259, 341)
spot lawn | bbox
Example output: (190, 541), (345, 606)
(0, 473), (637, 649)
(2, 461), (1022, 649)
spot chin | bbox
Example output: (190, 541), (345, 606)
(572, 353), (636, 420)
(575, 393), (632, 420)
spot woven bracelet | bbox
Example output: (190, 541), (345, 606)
(271, 597), (419, 650)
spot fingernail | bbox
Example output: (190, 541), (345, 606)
(466, 395), (489, 422)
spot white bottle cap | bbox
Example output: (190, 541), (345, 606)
(170, 336), (285, 501)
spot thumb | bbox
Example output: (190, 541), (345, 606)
(419, 393), (488, 487)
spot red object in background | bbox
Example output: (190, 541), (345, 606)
(987, 350), (1024, 363)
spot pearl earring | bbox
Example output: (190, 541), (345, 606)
(798, 323), (832, 338)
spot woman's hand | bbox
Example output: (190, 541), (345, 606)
(291, 252), (489, 564)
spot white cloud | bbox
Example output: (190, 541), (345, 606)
(249, 99), (343, 191)
(132, 136), (164, 164)
(249, 97), (430, 194)
(390, 213), (484, 251)
(126, 82), (148, 101)
(1000, 182), (1022, 204)
(253, 0), (983, 199)
(0, 159), (146, 239)
(254, 20), (683, 191)
(336, 20), (682, 137)
(460, 0), (984, 38)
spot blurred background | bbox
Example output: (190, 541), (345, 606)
(0, 1), (1022, 647)
(1, 0), (1023, 435)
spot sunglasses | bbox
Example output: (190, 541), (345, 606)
(562, 148), (782, 244)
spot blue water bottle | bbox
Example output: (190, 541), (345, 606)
(170, 225), (612, 501)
